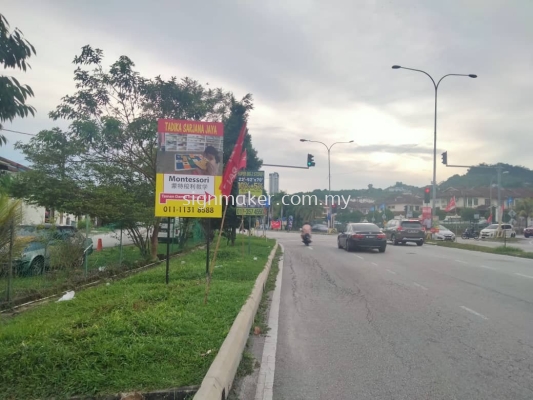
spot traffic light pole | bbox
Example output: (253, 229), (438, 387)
(445, 161), (504, 226)
(261, 164), (310, 169)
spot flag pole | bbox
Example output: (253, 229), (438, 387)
(204, 203), (229, 304)
(241, 216), (244, 257)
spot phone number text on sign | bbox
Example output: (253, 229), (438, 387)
(236, 208), (264, 216)
(160, 205), (216, 216)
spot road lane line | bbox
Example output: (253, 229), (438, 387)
(356, 255), (364, 260)
(307, 246), (313, 250)
(455, 260), (467, 264)
(386, 269), (396, 275)
(460, 306), (488, 320)
(413, 282), (428, 290)
(371, 262), (378, 266)
(515, 273), (533, 279)
(255, 246), (284, 400)
(479, 265), (497, 270)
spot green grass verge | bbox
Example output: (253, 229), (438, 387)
(434, 240), (533, 259)
(0, 237), (277, 399)
(1, 241), (203, 310)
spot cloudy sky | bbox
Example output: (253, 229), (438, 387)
(2, 0), (532, 193)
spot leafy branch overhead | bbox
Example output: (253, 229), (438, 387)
(0, 14), (37, 144)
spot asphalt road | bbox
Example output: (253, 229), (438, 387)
(266, 232), (533, 400)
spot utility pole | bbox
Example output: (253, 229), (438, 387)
(300, 139), (354, 229)
(392, 65), (477, 225)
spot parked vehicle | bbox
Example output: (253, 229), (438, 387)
(480, 224), (516, 239)
(1, 224), (94, 277)
(384, 219), (425, 246)
(312, 224), (329, 233)
(337, 223), (386, 252)
(524, 226), (533, 238)
(158, 218), (180, 243)
(433, 225), (456, 241)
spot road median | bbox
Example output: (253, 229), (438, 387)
(0, 237), (277, 399)
(431, 240), (533, 259)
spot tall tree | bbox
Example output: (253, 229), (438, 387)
(11, 128), (88, 223)
(211, 95), (262, 244)
(48, 45), (261, 257)
(0, 14), (36, 145)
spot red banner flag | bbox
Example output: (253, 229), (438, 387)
(239, 149), (247, 170)
(444, 196), (456, 212)
(220, 123), (247, 196)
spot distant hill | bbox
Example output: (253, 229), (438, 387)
(282, 164), (531, 198)
(440, 163), (533, 189)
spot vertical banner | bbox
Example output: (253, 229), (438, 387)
(155, 119), (224, 218)
(421, 206), (432, 229)
(236, 171), (265, 216)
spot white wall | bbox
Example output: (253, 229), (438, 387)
(20, 202), (45, 225)
(18, 201), (78, 226)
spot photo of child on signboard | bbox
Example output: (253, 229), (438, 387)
(156, 130), (223, 176)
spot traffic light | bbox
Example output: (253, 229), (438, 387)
(441, 151), (447, 165)
(424, 187), (431, 203)
(307, 153), (315, 167)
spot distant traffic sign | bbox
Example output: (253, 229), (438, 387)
(508, 209), (517, 218)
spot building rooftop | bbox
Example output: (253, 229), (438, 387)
(0, 156), (30, 173)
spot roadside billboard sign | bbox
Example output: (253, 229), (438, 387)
(236, 171), (265, 216)
(155, 119), (224, 218)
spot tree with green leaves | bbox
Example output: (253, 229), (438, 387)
(11, 128), (88, 223)
(44, 45), (261, 257)
(0, 14), (36, 145)
(516, 198), (533, 226)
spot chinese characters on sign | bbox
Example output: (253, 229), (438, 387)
(236, 171), (265, 216)
(155, 119), (224, 218)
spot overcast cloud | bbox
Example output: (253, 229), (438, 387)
(1, 0), (532, 192)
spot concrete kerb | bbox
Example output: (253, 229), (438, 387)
(193, 242), (280, 400)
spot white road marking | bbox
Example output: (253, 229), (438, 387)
(455, 260), (467, 264)
(307, 246), (313, 250)
(413, 282), (428, 290)
(255, 245), (284, 400)
(460, 306), (488, 320)
(515, 273), (533, 279)
(356, 255), (364, 260)
(371, 262), (378, 266)
(386, 269), (396, 275)
(479, 265), (497, 271)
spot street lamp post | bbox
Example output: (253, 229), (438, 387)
(300, 139), (354, 227)
(497, 168), (509, 225)
(392, 65), (477, 225)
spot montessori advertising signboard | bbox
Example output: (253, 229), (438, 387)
(155, 119), (224, 218)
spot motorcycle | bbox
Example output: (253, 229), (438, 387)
(302, 233), (312, 246)
(461, 228), (479, 239)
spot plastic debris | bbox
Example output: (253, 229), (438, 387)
(57, 291), (75, 302)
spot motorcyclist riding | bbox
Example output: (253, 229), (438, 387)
(301, 222), (312, 242)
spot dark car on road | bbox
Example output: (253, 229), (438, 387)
(524, 226), (533, 238)
(384, 219), (425, 246)
(337, 223), (387, 252)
